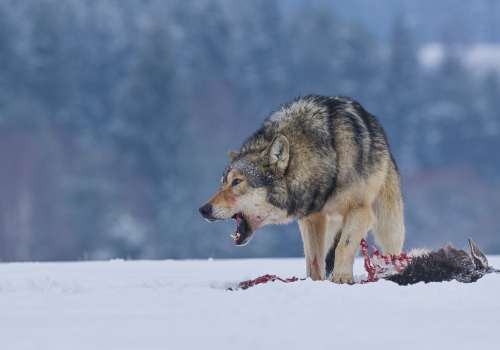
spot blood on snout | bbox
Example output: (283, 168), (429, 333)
(209, 187), (238, 209)
(226, 196), (237, 205)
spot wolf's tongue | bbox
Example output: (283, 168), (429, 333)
(237, 214), (248, 234)
(231, 213), (250, 244)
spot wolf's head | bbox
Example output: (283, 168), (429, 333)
(199, 134), (291, 245)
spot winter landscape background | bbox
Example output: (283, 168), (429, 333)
(0, 0), (500, 262)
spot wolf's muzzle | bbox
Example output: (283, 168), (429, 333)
(199, 204), (213, 219)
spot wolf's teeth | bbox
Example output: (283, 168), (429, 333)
(230, 233), (241, 240)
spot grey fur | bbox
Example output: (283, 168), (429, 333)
(201, 95), (405, 283)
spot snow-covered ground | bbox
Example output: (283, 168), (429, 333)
(1, 256), (499, 350)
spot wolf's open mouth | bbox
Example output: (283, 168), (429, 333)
(230, 213), (253, 246)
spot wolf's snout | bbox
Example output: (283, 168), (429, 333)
(199, 204), (213, 219)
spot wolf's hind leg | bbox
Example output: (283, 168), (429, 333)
(372, 163), (405, 255)
(299, 213), (328, 281)
(331, 205), (374, 284)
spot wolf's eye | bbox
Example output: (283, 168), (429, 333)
(232, 178), (243, 187)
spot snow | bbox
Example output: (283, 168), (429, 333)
(1, 256), (499, 350)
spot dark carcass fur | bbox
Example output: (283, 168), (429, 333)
(386, 238), (499, 286)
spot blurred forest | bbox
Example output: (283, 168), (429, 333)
(0, 0), (499, 261)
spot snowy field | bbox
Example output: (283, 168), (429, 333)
(1, 255), (499, 350)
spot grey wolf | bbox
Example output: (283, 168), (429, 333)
(199, 95), (405, 284)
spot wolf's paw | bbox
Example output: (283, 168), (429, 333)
(330, 273), (354, 285)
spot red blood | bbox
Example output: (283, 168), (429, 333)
(236, 239), (412, 289)
(360, 238), (412, 284)
(312, 256), (320, 277)
(361, 239), (378, 283)
(226, 196), (237, 205)
(237, 274), (305, 290)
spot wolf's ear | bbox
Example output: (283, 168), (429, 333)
(468, 237), (489, 269)
(262, 134), (289, 176)
(228, 151), (239, 161)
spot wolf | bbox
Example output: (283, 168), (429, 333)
(199, 95), (405, 284)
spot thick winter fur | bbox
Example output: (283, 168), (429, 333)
(387, 238), (499, 285)
(200, 95), (405, 284)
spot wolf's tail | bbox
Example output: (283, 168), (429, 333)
(371, 159), (405, 255)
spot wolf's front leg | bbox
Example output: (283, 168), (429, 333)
(331, 206), (374, 284)
(298, 213), (327, 281)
